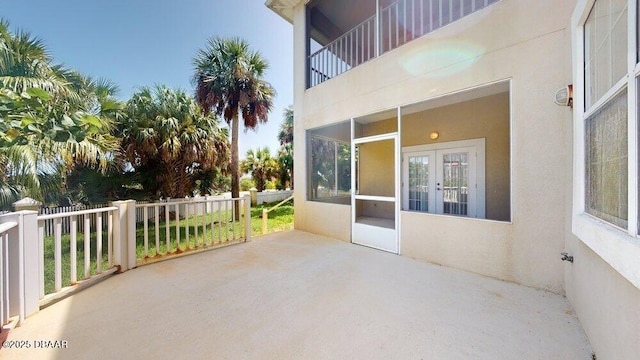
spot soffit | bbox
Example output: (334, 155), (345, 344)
(265, 0), (304, 24)
(266, 0), (396, 44)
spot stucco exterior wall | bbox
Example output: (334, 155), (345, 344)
(564, 235), (640, 359)
(292, 0), (574, 293)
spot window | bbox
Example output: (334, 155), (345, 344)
(583, 0), (629, 228)
(572, 0), (640, 287)
(584, 0), (628, 108)
(307, 122), (351, 204)
(585, 89), (628, 228)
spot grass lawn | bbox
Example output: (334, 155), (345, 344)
(42, 199), (293, 295)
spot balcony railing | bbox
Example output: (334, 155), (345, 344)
(308, 0), (499, 87)
(309, 15), (376, 87)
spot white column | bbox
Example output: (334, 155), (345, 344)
(2, 210), (39, 325)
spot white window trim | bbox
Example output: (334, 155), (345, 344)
(572, 0), (640, 289)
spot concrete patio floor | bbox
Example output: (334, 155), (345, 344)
(2, 230), (591, 359)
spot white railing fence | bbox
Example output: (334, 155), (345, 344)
(0, 195), (252, 328)
(40, 204), (107, 237)
(308, 0), (500, 87)
(135, 196), (251, 265)
(37, 206), (119, 301)
(1, 220), (18, 329)
(0, 211), (38, 328)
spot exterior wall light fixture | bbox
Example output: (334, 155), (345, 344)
(430, 131), (439, 140)
(554, 84), (573, 108)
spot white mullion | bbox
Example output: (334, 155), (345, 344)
(573, 11), (586, 217)
(334, 141), (339, 196)
(607, 0), (613, 100)
(396, 106), (402, 254)
(584, 76), (628, 117)
(627, 0), (638, 236)
(626, 94), (638, 236)
(350, 118), (356, 242)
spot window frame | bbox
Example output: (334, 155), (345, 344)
(306, 131), (352, 204)
(572, 0), (640, 288)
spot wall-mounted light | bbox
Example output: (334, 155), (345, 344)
(430, 131), (439, 140)
(554, 84), (573, 108)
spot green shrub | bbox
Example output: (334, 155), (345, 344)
(240, 177), (255, 191)
(265, 180), (277, 190)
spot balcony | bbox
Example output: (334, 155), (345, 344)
(1, 229), (591, 358)
(307, 0), (500, 87)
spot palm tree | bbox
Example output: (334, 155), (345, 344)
(0, 20), (71, 96)
(192, 37), (275, 214)
(240, 147), (278, 192)
(278, 106), (293, 146)
(0, 20), (120, 208)
(121, 85), (229, 199)
(277, 106), (293, 189)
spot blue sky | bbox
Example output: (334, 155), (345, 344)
(2, 0), (293, 157)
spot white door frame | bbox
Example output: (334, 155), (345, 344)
(402, 138), (486, 218)
(351, 132), (399, 253)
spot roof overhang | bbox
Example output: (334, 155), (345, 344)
(265, 0), (305, 25)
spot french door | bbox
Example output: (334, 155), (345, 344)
(402, 139), (485, 218)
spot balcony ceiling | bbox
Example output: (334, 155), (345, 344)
(309, 0), (395, 45)
(266, 0), (397, 45)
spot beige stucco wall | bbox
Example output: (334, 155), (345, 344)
(293, 0), (575, 293)
(565, 235), (640, 359)
(355, 118), (397, 138)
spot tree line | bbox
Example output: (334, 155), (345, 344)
(0, 20), (293, 210)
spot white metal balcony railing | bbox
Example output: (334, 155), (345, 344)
(308, 0), (499, 87)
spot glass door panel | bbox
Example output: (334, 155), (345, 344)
(403, 143), (480, 218)
(407, 152), (435, 212)
(439, 152), (469, 216)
